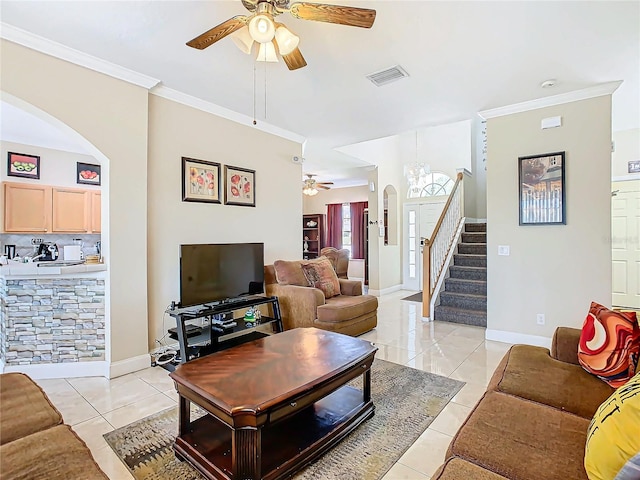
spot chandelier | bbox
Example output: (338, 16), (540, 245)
(405, 130), (430, 194)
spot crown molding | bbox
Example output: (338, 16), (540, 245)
(151, 85), (306, 144)
(478, 81), (623, 120)
(1, 22), (160, 89)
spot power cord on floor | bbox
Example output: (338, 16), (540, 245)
(151, 304), (177, 367)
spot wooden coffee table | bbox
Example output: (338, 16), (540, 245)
(169, 327), (378, 480)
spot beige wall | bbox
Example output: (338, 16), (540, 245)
(303, 185), (368, 215)
(1, 39), (149, 364)
(612, 128), (640, 178)
(147, 95), (302, 348)
(486, 95), (613, 342)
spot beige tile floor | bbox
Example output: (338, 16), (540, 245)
(35, 290), (511, 480)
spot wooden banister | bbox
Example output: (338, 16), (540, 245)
(422, 172), (464, 318)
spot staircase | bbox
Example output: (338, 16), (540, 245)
(433, 223), (487, 327)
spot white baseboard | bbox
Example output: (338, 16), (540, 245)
(2, 361), (109, 379)
(464, 218), (487, 223)
(109, 354), (152, 379)
(486, 329), (552, 349)
(368, 284), (402, 296)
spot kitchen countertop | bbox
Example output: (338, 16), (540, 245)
(0, 261), (107, 277)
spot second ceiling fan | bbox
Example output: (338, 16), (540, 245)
(303, 174), (333, 195)
(186, 0), (376, 70)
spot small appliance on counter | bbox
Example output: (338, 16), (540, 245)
(63, 245), (83, 261)
(37, 242), (59, 261)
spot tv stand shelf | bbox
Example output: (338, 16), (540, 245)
(166, 296), (283, 371)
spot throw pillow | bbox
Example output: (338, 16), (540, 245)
(301, 257), (341, 299)
(584, 371), (640, 480)
(578, 301), (640, 388)
(273, 259), (310, 286)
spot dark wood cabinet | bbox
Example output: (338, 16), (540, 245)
(303, 214), (325, 259)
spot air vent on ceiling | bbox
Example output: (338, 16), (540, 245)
(366, 65), (409, 87)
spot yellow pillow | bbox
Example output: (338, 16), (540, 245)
(585, 371), (640, 480)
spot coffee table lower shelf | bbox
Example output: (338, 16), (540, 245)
(174, 385), (374, 480)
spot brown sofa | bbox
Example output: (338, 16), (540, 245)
(264, 261), (377, 336)
(0, 372), (107, 480)
(432, 327), (615, 480)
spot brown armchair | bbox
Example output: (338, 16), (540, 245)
(320, 247), (350, 278)
(264, 258), (377, 337)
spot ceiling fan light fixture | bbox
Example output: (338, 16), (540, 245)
(249, 14), (275, 43)
(230, 26), (254, 54)
(275, 25), (299, 56)
(303, 186), (318, 196)
(256, 41), (279, 62)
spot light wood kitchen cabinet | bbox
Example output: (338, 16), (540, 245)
(4, 183), (52, 233)
(52, 187), (89, 233)
(91, 191), (101, 233)
(3, 182), (101, 234)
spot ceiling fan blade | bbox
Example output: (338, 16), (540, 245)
(317, 182), (334, 185)
(186, 16), (248, 50)
(317, 185), (331, 190)
(289, 2), (376, 28)
(282, 47), (307, 70)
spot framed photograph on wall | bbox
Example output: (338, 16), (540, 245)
(7, 152), (40, 179)
(77, 162), (101, 185)
(182, 157), (221, 203)
(518, 151), (566, 225)
(224, 165), (255, 207)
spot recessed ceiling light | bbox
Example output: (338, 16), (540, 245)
(541, 79), (557, 88)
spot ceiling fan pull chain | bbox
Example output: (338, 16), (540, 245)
(252, 60), (257, 125)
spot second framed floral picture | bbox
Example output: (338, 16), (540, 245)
(182, 157), (221, 203)
(224, 165), (255, 207)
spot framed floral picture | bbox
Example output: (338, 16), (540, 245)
(182, 157), (221, 204)
(8, 152), (40, 179)
(224, 165), (255, 207)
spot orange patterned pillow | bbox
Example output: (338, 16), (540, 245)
(301, 257), (341, 299)
(578, 302), (640, 388)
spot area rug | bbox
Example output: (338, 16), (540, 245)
(401, 291), (423, 302)
(104, 359), (464, 480)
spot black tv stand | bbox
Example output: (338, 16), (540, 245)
(164, 296), (283, 371)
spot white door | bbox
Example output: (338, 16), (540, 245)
(612, 180), (640, 308)
(403, 200), (447, 291)
(403, 204), (420, 291)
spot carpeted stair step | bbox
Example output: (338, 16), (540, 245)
(434, 305), (487, 327)
(453, 254), (487, 268)
(444, 277), (487, 295)
(464, 223), (487, 233)
(449, 265), (487, 281)
(461, 232), (486, 243)
(440, 291), (487, 311)
(458, 242), (487, 255)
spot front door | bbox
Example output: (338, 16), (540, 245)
(612, 180), (640, 308)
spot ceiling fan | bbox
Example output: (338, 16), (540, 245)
(303, 174), (333, 195)
(186, 0), (376, 70)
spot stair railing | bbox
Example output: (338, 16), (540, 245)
(422, 172), (464, 318)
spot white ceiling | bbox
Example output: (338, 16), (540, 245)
(1, 1), (638, 188)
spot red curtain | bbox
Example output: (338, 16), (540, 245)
(326, 203), (343, 248)
(350, 202), (368, 259)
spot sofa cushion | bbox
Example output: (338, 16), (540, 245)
(488, 345), (613, 419)
(0, 372), (63, 445)
(0, 424), (108, 480)
(584, 371), (640, 480)
(447, 391), (590, 480)
(273, 259), (309, 286)
(432, 457), (508, 480)
(301, 257), (341, 298)
(578, 301), (640, 388)
(317, 294), (378, 323)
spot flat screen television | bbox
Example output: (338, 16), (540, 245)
(179, 243), (264, 308)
